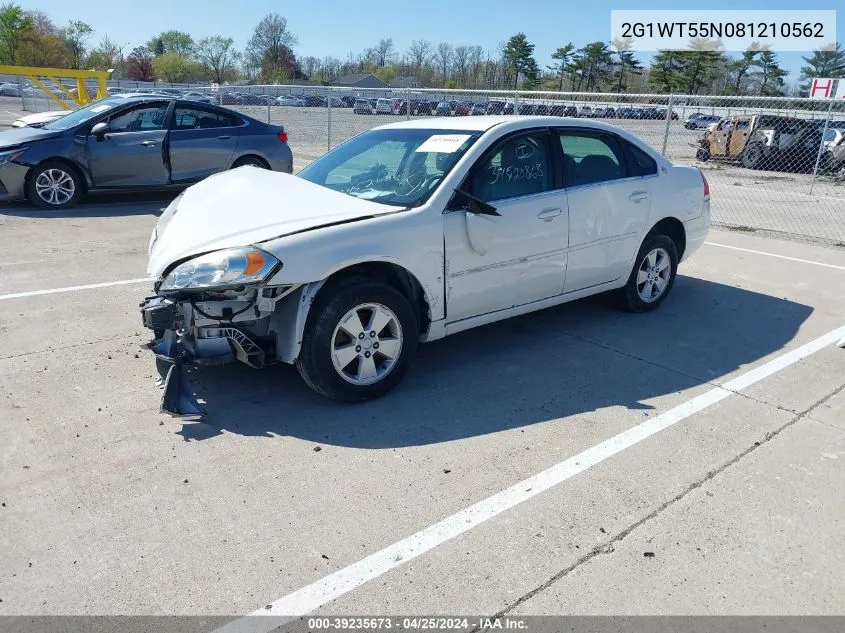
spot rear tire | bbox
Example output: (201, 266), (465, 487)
(232, 155), (269, 169)
(25, 160), (83, 209)
(296, 280), (419, 402)
(617, 234), (679, 313)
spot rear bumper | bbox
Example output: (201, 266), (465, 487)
(682, 203), (711, 262)
(267, 143), (294, 173)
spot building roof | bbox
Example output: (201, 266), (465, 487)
(331, 73), (389, 87)
(388, 76), (424, 88)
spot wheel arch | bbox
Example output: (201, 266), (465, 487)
(230, 153), (270, 169)
(25, 157), (89, 193)
(646, 216), (686, 261)
(272, 260), (433, 364)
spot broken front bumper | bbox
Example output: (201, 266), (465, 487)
(139, 296), (268, 419)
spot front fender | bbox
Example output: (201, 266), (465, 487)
(270, 280), (326, 363)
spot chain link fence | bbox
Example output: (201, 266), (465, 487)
(3, 76), (844, 244)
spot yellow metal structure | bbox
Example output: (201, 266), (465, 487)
(0, 65), (113, 109)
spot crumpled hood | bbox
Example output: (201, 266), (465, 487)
(147, 167), (399, 277)
(0, 125), (61, 147)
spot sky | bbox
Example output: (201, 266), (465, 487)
(19, 0), (845, 88)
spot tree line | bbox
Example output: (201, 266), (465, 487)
(1, 3), (843, 96)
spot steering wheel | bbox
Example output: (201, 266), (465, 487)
(393, 170), (429, 198)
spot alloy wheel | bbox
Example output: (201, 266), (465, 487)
(330, 303), (403, 386)
(35, 168), (75, 206)
(636, 247), (672, 303)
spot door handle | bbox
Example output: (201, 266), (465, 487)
(217, 135), (231, 140)
(628, 191), (649, 202)
(141, 140), (158, 147)
(537, 207), (562, 221)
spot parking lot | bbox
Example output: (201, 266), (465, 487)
(2, 186), (845, 623)
(1, 95), (845, 625)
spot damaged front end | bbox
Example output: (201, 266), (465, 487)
(139, 246), (301, 418)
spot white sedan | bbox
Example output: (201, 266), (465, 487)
(141, 116), (710, 416)
(11, 110), (68, 128)
(276, 95), (305, 106)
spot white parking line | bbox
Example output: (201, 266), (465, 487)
(215, 324), (845, 631)
(705, 242), (845, 271)
(0, 278), (152, 301)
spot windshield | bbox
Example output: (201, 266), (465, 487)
(298, 128), (481, 207)
(42, 97), (125, 131)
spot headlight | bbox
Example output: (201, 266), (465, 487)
(159, 247), (280, 292)
(0, 148), (27, 165)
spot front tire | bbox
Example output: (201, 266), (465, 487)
(26, 161), (82, 209)
(296, 280), (419, 401)
(618, 234), (679, 312)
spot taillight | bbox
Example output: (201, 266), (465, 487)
(700, 169), (710, 200)
(278, 130), (288, 143)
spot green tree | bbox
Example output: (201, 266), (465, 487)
(62, 20), (93, 69)
(17, 11), (71, 68)
(146, 30), (193, 57)
(373, 65), (396, 83)
(195, 35), (241, 83)
(677, 49), (726, 94)
(612, 40), (643, 93)
(547, 43), (574, 91)
(799, 43), (845, 93)
(0, 3), (33, 64)
(86, 35), (123, 75)
(575, 42), (613, 92)
(152, 52), (202, 82)
(503, 32), (538, 89)
(756, 50), (787, 96)
(729, 47), (761, 95)
(245, 13), (297, 81)
(649, 50), (686, 93)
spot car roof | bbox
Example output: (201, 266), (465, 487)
(375, 115), (629, 133)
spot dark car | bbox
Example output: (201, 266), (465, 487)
(454, 101), (474, 116)
(435, 101), (453, 116)
(471, 102), (487, 115)
(535, 104), (550, 116)
(221, 92), (240, 105)
(486, 100), (506, 115)
(340, 96), (356, 108)
(517, 104), (536, 115)
(409, 99), (434, 115)
(304, 95), (327, 107)
(238, 93), (265, 106)
(0, 94), (293, 209)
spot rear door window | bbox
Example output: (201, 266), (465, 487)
(558, 132), (627, 186)
(173, 106), (238, 130)
(624, 141), (658, 176)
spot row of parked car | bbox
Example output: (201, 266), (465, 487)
(352, 98), (680, 120)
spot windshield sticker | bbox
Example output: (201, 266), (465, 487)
(415, 134), (471, 153)
(90, 104), (112, 113)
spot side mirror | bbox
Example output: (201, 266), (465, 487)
(449, 187), (501, 216)
(91, 122), (110, 140)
